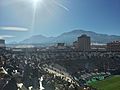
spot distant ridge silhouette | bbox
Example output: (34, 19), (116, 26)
(20, 30), (120, 45)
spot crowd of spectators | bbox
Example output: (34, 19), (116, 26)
(0, 48), (120, 90)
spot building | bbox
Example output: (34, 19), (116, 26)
(107, 41), (120, 51)
(73, 34), (91, 51)
(91, 43), (107, 51)
(57, 43), (65, 49)
(0, 39), (5, 48)
(73, 41), (78, 48)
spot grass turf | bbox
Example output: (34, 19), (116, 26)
(89, 75), (120, 90)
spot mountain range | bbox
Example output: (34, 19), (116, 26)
(20, 30), (120, 45)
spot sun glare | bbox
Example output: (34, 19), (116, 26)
(31, 0), (43, 30)
(33, 0), (39, 3)
(32, 0), (43, 9)
(32, 0), (43, 4)
(28, 0), (69, 31)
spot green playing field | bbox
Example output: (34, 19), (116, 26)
(89, 75), (120, 90)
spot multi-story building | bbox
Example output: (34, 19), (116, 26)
(57, 43), (65, 49)
(73, 34), (91, 51)
(91, 43), (107, 51)
(107, 41), (120, 51)
(0, 39), (5, 48)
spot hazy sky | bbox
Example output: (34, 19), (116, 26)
(0, 0), (120, 42)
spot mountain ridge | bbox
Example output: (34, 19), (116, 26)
(20, 29), (120, 45)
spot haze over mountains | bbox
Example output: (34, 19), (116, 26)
(20, 30), (120, 45)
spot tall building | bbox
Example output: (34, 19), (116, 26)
(107, 41), (120, 51)
(73, 34), (91, 51)
(0, 39), (5, 48)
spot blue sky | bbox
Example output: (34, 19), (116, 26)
(0, 0), (120, 43)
